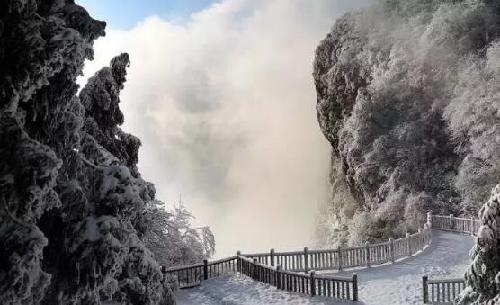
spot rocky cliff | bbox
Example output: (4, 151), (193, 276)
(314, 0), (500, 246)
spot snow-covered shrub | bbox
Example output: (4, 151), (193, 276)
(144, 202), (216, 268)
(457, 184), (500, 305)
(315, 159), (359, 247)
(314, 0), (500, 245)
(347, 211), (374, 246)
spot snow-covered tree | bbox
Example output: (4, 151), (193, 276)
(144, 202), (216, 267)
(444, 42), (500, 213)
(0, 1), (104, 304)
(457, 184), (500, 305)
(0, 1), (175, 304)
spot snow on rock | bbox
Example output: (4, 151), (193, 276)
(314, 0), (500, 247)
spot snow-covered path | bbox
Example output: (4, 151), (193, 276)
(176, 276), (359, 305)
(176, 231), (473, 305)
(330, 231), (473, 305)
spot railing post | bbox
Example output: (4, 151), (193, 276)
(389, 238), (395, 262)
(160, 266), (166, 283)
(353, 273), (358, 301)
(236, 250), (241, 274)
(426, 211), (432, 229)
(406, 233), (411, 256)
(365, 241), (370, 267)
(304, 247), (309, 274)
(337, 246), (343, 271)
(418, 228), (423, 248)
(423, 275), (429, 303)
(423, 223), (431, 243)
(253, 258), (258, 280)
(270, 248), (275, 267)
(203, 259), (208, 280)
(310, 271), (316, 297)
(470, 217), (475, 235)
(450, 214), (454, 230)
(276, 265), (282, 289)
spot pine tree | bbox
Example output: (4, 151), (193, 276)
(0, 1), (174, 304)
(458, 184), (500, 305)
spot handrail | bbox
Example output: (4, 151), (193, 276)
(208, 256), (238, 265)
(237, 256), (359, 300)
(430, 213), (480, 236)
(422, 275), (465, 304)
(242, 227), (432, 273)
(164, 263), (204, 272)
(163, 263), (204, 289)
(163, 257), (239, 289)
(428, 278), (465, 284)
(163, 212), (481, 302)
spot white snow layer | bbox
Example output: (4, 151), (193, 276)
(176, 231), (473, 305)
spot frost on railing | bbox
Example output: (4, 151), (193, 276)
(161, 254), (360, 300)
(162, 219), (434, 302)
(422, 276), (465, 304)
(163, 213), (478, 302)
(429, 212), (480, 236)
(162, 256), (238, 289)
(241, 228), (432, 273)
(237, 256), (358, 301)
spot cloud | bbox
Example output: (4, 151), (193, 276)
(80, 0), (373, 256)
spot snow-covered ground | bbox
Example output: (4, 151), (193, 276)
(176, 275), (359, 305)
(176, 231), (473, 305)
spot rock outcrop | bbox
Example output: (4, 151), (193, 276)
(314, 0), (500, 246)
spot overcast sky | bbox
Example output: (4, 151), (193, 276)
(77, 0), (373, 257)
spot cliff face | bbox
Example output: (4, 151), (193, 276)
(0, 1), (173, 304)
(314, 0), (500, 246)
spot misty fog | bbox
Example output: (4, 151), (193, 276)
(80, 0), (374, 257)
